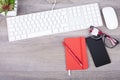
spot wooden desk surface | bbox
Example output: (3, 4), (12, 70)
(0, 0), (120, 79)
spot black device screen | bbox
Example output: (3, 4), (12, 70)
(86, 37), (111, 67)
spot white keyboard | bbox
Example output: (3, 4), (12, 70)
(7, 3), (103, 41)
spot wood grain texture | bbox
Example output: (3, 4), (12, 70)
(0, 0), (120, 79)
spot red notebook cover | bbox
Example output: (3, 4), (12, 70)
(63, 37), (88, 70)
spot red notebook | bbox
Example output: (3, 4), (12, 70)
(63, 37), (88, 70)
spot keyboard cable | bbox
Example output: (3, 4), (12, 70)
(52, 0), (57, 10)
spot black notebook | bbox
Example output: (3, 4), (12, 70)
(86, 37), (111, 67)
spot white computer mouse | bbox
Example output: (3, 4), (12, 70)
(102, 7), (118, 30)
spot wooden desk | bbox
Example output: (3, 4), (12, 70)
(0, 0), (120, 79)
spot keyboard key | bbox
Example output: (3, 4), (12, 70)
(27, 30), (53, 38)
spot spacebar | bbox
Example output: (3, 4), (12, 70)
(27, 30), (53, 38)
